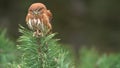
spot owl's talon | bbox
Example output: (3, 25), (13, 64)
(33, 31), (43, 37)
(39, 33), (43, 37)
(33, 32), (37, 37)
(37, 32), (44, 37)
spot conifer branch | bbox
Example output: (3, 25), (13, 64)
(15, 25), (73, 68)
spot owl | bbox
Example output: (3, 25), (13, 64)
(26, 3), (52, 37)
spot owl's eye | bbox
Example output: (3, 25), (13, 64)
(38, 8), (41, 11)
(37, 8), (43, 11)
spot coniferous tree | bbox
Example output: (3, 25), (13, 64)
(10, 25), (74, 68)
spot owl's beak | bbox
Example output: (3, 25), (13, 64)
(33, 11), (37, 15)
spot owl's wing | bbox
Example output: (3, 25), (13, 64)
(46, 10), (52, 22)
(26, 13), (34, 24)
(26, 14), (29, 23)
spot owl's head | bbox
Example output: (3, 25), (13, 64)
(28, 3), (47, 15)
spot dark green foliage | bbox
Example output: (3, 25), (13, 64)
(80, 48), (120, 68)
(0, 29), (16, 68)
(80, 48), (99, 68)
(1, 26), (120, 68)
(13, 26), (74, 68)
(97, 54), (120, 68)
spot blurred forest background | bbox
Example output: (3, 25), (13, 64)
(0, 0), (120, 53)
